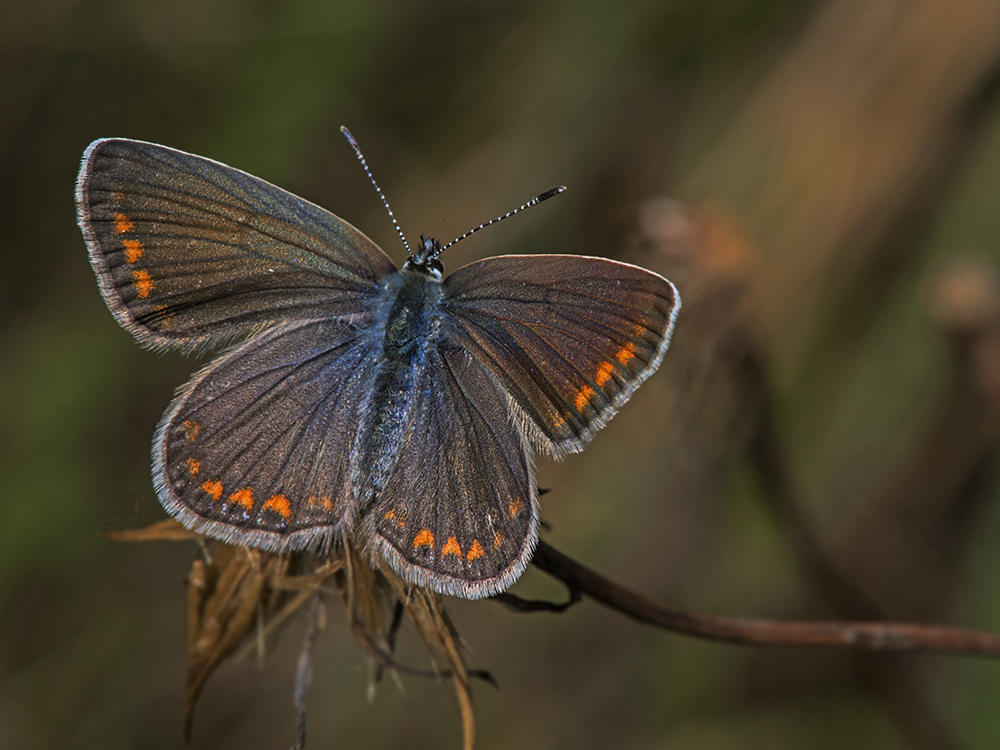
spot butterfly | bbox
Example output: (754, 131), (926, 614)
(75, 132), (680, 599)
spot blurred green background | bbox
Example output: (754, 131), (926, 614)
(5, 0), (1000, 748)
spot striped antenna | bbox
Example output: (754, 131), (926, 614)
(440, 186), (566, 252)
(340, 126), (413, 255)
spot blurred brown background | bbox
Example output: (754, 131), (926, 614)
(4, 0), (1000, 748)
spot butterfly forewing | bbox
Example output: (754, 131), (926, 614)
(76, 139), (396, 351)
(363, 343), (537, 598)
(155, 318), (379, 551)
(443, 254), (680, 457)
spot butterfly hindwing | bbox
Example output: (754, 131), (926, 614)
(443, 254), (680, 457)
(362, 341), (537, 598)
(76, 138), (396, 351)
(155, 318), (380, 551)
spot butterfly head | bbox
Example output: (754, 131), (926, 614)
(403, 235), (445, 280)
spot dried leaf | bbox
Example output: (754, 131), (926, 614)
(107, 526), (478, 747)
(103, 518), (200, 541)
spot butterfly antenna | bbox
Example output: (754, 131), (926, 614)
(440, 186), (567, 252)
(340, 126), (413, 255)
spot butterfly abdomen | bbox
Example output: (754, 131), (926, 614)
(351, 270), (444, 508)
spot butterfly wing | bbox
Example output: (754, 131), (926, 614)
(154, 318), (381, 550)
(442, 254), (680, 457)
(76, 138), (396, 351)
(361, 342), (537, 599)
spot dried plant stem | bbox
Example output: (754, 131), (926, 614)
(529, 540), (1000, 657)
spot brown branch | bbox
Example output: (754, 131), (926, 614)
(491, 588), (581, 613)
(530, 540), (1000, 657)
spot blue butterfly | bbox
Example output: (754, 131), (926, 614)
(76, 132), (680, 598)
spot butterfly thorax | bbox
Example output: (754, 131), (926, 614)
(351, 267), (445, 510)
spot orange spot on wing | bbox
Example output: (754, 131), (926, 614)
(594, 361), (615, 387)
(123, 238), (144, 263)
(154, 305), (174, 328)
(493, 531), (503, 549)
(384, 509), (405, 528)
(467, 539), (485, 561)
(113, 213), (133, 234)
(574, 385), (594, 412)
(441, 536), (462, 557)
(615, 341), (637, 365)
(509, 498), (525, 517)
(201, 480), (223, 501)
(229, 488), (254, 510)
(132, 269), (153, 298)
(186, 458), (200, 475)
(263, 494), (291, 519)
(307, 495), (333, 511)
(183, 420), (200, 441)
(413, 528), (434, 549)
